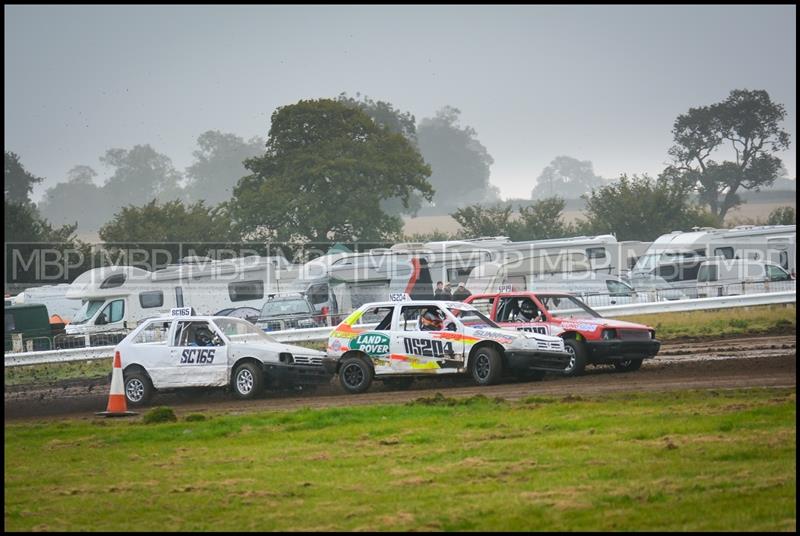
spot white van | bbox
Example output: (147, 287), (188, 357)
(526, 272), (641, 308)
(696, 259), (794, 298)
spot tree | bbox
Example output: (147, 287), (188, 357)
(450, 204), (513, 238)
(417, 106), (498, 213)
(101, 145), (184, 213)
(229, 99), (434, 244)
(767, 206), (796, 225)
(337, 92), (425, 217)
(667, 89), (791, 221)
(38, 166), (113, 231)
(5, 151), (44, 204)
(577, 172), (718, 241)
(512, 197), (574, 241)
(183, 130), (265, 205)
(99, 199), (237, 260)
(531, 156), (607, 200)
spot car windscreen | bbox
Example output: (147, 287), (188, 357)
(71, 299), (105, 324)
(447, 306), (499, 329)
(213, 318), (277, 344)
(260, 299), (311, 318)
(538, 295), (599, 318)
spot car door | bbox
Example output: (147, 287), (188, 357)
(166, 320), (228, 387)
(392, 305), (460, 374)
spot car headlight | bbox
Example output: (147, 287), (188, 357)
(601, 329), (617, 340)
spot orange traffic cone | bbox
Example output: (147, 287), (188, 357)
(96, 351), (137, 417)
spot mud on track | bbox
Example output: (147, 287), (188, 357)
(4, 334), (796, 422)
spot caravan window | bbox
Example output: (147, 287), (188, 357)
(228, 280), (264, 302)
(586, 247), (607, 260)
(139, 291), (164, 309)
(100, 273), (126, 289)
(714, 247), (734, 260)
(307, 284), (329, 305)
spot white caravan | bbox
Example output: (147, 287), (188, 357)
(65, 256), (301, 335)
(630, 225), (796, 291)
(9, 284), (81, 321)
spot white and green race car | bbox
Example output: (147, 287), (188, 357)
(326, 299), (571, 393)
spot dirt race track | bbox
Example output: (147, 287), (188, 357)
(4, 334), (796, 422)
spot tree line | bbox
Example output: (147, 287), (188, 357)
(4, 88), (796, 288)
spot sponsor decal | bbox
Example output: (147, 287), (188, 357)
(179, 348), (215, 364)
(403, 337), (455, 358)
(561, 322), (599, 332)
(516, 326), (549, 335)
(349, 332), (390, 356)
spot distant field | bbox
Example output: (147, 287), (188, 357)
(4, 388), (795, 531)
(403, 197), (795, 236)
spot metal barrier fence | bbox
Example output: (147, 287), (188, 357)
(4, 290), (795, 367)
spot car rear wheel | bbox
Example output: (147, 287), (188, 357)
(614, 358), (643, 372)
(124, 370), (153, 407)
(232, 362), (264, 399)
(562, 339), (587, 377)
(339, 356), (374, 394)
(471, 346), (503, 386)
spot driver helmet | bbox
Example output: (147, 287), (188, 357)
(420, 308), (444, 331)
(195, 326), (214, 346)
(520, 299), (537, 320)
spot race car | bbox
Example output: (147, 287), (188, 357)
(326, 299), (571, 394)
(115, 314), (337, 406)
(465, 291), (661, 376)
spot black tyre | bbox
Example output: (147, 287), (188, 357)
(471, 346), (503, 386)
(339, 355), (374, 394)
(562, 339), (588, 377)
(614, 358), (643, 372)
(515, 369), (546, 382)
(124, 369), (154, 407)
(232, 361), (264, 400)
(383, 377), (414, 390)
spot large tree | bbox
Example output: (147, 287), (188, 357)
(577, 172), (718, 241)
(451, 197), (573, 241)
(5, 151), (44, 204)
(229, 99), (433, 244)
(337, 93), (425, 217)
(667, 89), (791, 222)
(417, 106), (499, 213)
(531, 156), (607, 200)
(183, 130), (265, 205)
(38, 165), (112, 231)
(101, 144), (184, 212)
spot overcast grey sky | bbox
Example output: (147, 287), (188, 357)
(5, 4), (797, 202)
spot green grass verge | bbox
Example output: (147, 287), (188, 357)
(4, 388), (796, 531)
(623, 304), (795, 340)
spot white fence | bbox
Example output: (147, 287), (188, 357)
(4, 290), (795, 367)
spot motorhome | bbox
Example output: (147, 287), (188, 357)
(630, 225), (797, 291)
(64, 255), (301, 334)
(696, 258), (795, 298)
(8, 284), (81, 321)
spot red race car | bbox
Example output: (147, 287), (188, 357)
(465, 291), (660, 376)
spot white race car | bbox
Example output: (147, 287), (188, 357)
(115, 315), (337, 406)
(327, 300), (571, 393)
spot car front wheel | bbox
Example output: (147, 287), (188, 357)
(232, 362), (264, 399)
(471, 346), (503, 386)
(339, 356), (374, 394)
(562, 339), (587, 377)
(124, 370), (154, 407)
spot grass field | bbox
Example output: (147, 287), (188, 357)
(5, 304), (795, 387)
(4, 388), (795, 531)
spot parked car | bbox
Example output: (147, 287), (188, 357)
(465, 291), (660, 376)
(696, 259), (794, 298)
(326, 299), (570, 394)
(213, 306), (260, 324)
(115, 314), (337, 406)
(255, 293), (318, 332)
(526, 272), (642, 307)
(627, 274), (691, 301)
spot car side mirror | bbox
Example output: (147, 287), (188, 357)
(96, 314), (108, 325)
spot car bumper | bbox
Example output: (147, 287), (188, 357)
(584, 339), (661, 360)
(505, 349), (572, 372)
(263, 361), (335, 386)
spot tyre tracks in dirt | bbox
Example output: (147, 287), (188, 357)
(4, 333), (796, 422)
